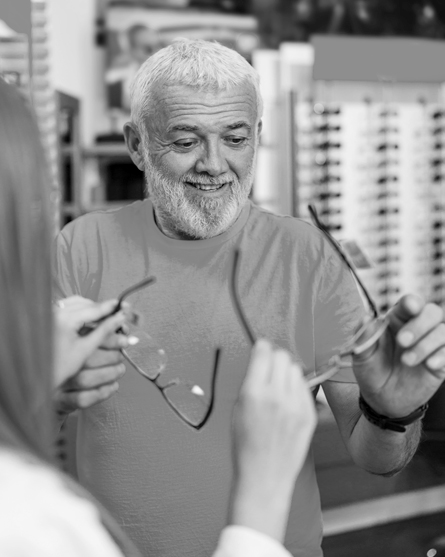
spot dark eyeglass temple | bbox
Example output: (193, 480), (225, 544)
(195, 347), (221, 431)
(78, 276), (156, 336)
(231, 249), (256, 346)
(307, 205), (379, 318)
(116, 276), (156, 309)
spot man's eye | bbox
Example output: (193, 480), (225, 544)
(226, 137), (248, 146)
(174, 140), (196, 149)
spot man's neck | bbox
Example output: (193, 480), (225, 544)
(152, 206), (242, 241)
(152, 208), (196, 240)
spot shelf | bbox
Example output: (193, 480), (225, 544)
(61, 145), (77, 156)
(83, 144), (130, 158)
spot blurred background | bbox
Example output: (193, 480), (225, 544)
(1, 1), (445, 555)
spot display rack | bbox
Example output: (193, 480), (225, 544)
(57, 99), (145, 227)
(254, 36), (445, 521)
(257, 37), (445, 314)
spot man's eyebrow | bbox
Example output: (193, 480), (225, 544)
(168, 124), (199, 132)
(168, 121), (252, 133)
(225, 121), (252, 131)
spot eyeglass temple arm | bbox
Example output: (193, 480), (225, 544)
(194, 348), (221, 431)
(78, 276), (156, 337)
(115, 276), (156, 311)
(307, 205), (379, 318)
(231, 249), (256, 346)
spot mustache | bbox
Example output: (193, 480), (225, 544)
(181, 173), (237, 186)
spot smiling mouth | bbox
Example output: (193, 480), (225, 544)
(186, 182), (228, 192)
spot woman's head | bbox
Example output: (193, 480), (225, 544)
(0, 79), (54, 461)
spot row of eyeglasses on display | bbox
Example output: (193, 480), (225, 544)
(294, 100), (445, 314)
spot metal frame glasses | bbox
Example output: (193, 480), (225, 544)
(230, 206), (390, 389)
(82, 276), (220, 430)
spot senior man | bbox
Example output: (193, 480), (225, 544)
(53, 39), (445, 557)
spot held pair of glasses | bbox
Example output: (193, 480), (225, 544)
(79, 205), (390, 429)
(79, 281), (220, 430)
(231, 206), (389, 389)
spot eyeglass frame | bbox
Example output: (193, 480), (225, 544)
(79, 275), (221, 430)
(229, 206), (390, 388)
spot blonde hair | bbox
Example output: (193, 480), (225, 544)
(130, 38), (263, 131)
(0, 79), (54, 461)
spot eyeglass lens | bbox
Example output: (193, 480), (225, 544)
(117, 276), (219, 429)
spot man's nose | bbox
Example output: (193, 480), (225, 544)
(195, 142), (229, 176)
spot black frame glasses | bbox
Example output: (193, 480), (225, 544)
(80, 276), (220, 430)
(230, 206), (390, 388)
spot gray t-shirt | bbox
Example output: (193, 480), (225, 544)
(53, 199), (365, 557)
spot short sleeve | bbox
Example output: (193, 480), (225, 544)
(314, 242), (367, 383)
(52, 230), (81, 301)
(213, 526), (292, 557)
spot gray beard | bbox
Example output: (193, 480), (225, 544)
(142, 153), (254, 240)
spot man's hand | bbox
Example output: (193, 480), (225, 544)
(353, 294), (445, 418)
(230, 339), (317, 542)
(53, 296), (137, 416)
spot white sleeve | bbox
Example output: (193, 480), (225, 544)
(213, 526), (293, 557)
(0, 452), (124, 557)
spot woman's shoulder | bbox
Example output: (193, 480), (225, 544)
(0, 449), (123, 557)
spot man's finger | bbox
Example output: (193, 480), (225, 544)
(388, 295), (425, 329)
(395, 302), (443, 349)
(400, 322), (445, 368)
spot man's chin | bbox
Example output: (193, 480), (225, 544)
(176, 218), (233, 240)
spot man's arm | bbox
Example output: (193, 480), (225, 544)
(323, 381), (421, 476)
(323, 295), (445, 476)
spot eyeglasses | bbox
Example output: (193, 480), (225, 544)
(230, 207), (390, 389)
(80, 276), (220, 430)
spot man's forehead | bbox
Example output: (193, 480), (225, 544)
(148, 82), (258, 131)
(152, 81), (255, 107)
(167, 120), (253, 133)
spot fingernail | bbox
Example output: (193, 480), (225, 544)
(127, 335), (139, 346)
(398, 330), (414, 347)
(402, 351), (418, 366)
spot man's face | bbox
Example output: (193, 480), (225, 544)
(139, 82), (261, 240)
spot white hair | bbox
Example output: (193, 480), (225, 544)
(130, 38), (263, 132)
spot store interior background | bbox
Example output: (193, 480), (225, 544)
(1, 0), (445, 555)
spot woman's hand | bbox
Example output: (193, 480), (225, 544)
(230, 339), (317, 542)
(53, 296), (136, 389)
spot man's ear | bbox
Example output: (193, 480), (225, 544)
(257, 119), (263, 135)
(123, 122), (145, 171)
